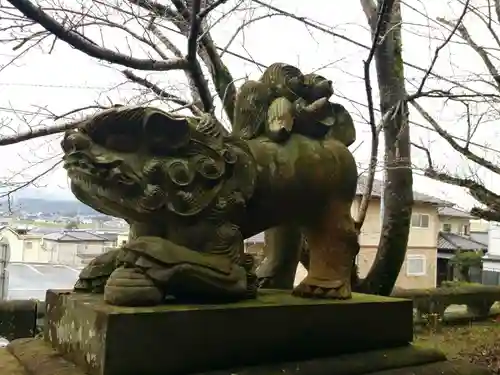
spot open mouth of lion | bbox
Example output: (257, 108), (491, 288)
(64, 154), (138, 189)
(66, 167), (113, 196)
(63, 157), (151, 220)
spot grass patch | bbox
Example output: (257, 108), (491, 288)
(415, 318), (500, 373)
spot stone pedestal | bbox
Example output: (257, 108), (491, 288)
(4, 289), (493, 375)
(44, 289), (413, 375)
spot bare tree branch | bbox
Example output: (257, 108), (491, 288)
(129, 0), (237, 123)
(1, 120), (75, 146)
(414, 0), (470, 96)
(122, 69), (202, 114)
(6, 0), (188, 71)
(147, 18), (203, 107)
(185, 0), (213, 111)
(410, 100), (500, 175)
(198, 0), (228, 20)
(413, 141), (500, 222)
(437, 15), (500, 89)
(0, 159), (61, 199)
(0, 104), (112, 146)
(355, 0), (393, 231)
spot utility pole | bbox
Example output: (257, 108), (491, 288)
(0, 237), (10, 299)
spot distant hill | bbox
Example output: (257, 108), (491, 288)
(10, 186), (74, 201)
(0, 185), (105, 215)
(1, 197), (99, 215)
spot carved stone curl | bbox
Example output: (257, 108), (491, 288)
(62, 63), (359, 306)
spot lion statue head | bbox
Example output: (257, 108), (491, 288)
(61, 106), (255, 223)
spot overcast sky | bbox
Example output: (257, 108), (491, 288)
(0, 0), (498, 209)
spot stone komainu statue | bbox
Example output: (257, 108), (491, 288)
(61, 62), (359, 306)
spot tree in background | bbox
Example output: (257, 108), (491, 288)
(407, 1), (500, 222)
(450, 250), (483, 283)
(64, 220), (79, 230)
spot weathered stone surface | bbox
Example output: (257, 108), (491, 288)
(63, 86), (360, 306)
(201, 345), (447, 375)
(0, 299), (37, 341)
(45, 289), (413, 375)
(6, 340), (492, 375)
(0, 346), (26, 375)
(8, 338), (87, 375)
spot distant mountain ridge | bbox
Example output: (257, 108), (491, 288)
(1, 197), (99, 215)
(10, 186), (75, 201)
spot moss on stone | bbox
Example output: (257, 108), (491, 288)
(75, 289), (410, 314)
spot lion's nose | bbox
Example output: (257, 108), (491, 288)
(61, 131), (90, 153)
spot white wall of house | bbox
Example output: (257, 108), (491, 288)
(0, 229), (24, 262)
(43, 240), (113, 267)
(0, 226), (119, 266)
(484, 222), (500, 274)
(0, 229), (49, 263)
(487, 222), (500, 258)
(471, 219), (490, 233)
(483, 261), (500, 273)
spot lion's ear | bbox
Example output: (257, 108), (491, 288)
(143, 109), (191, 152)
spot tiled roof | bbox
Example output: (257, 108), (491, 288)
(356, 176), (451, 205)
(438, 232), (487, 251)
(27, 227), (65, 234)
(43, 230), (109, 242)
(438, 206), (474, 218)
(96, 232), (119, 241)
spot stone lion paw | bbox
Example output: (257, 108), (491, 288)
(292, 277), (351, 300)
(104, 267), (164, 306)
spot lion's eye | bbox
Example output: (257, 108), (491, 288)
(105, 135), (139, 153)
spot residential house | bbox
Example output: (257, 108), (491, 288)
(41, 230), (115, 266)
(244, 232), (265, 265)
(439, 206), (472, 235)
(353, 178), (447, 290)
(483, 221), (500, 285)
(448, 218), (500, 285)
(91, 230), (121, 247)
(0, 226), (118, 266)
(117, 232), (129, 247)
(436, 207), (487, 285)
(0, 217), (13, 227)
(0, 226), (47, 263)
(471, 219), (489, 233)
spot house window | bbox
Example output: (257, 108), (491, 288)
(442, 223), (452, 233)
(461, 224), (470, 236)
(406, 255), (426, 276)
(411, 214), (429, 228)
(25, 241), (32, 250)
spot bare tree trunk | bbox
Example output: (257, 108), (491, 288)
(357, 0), (413, 295)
